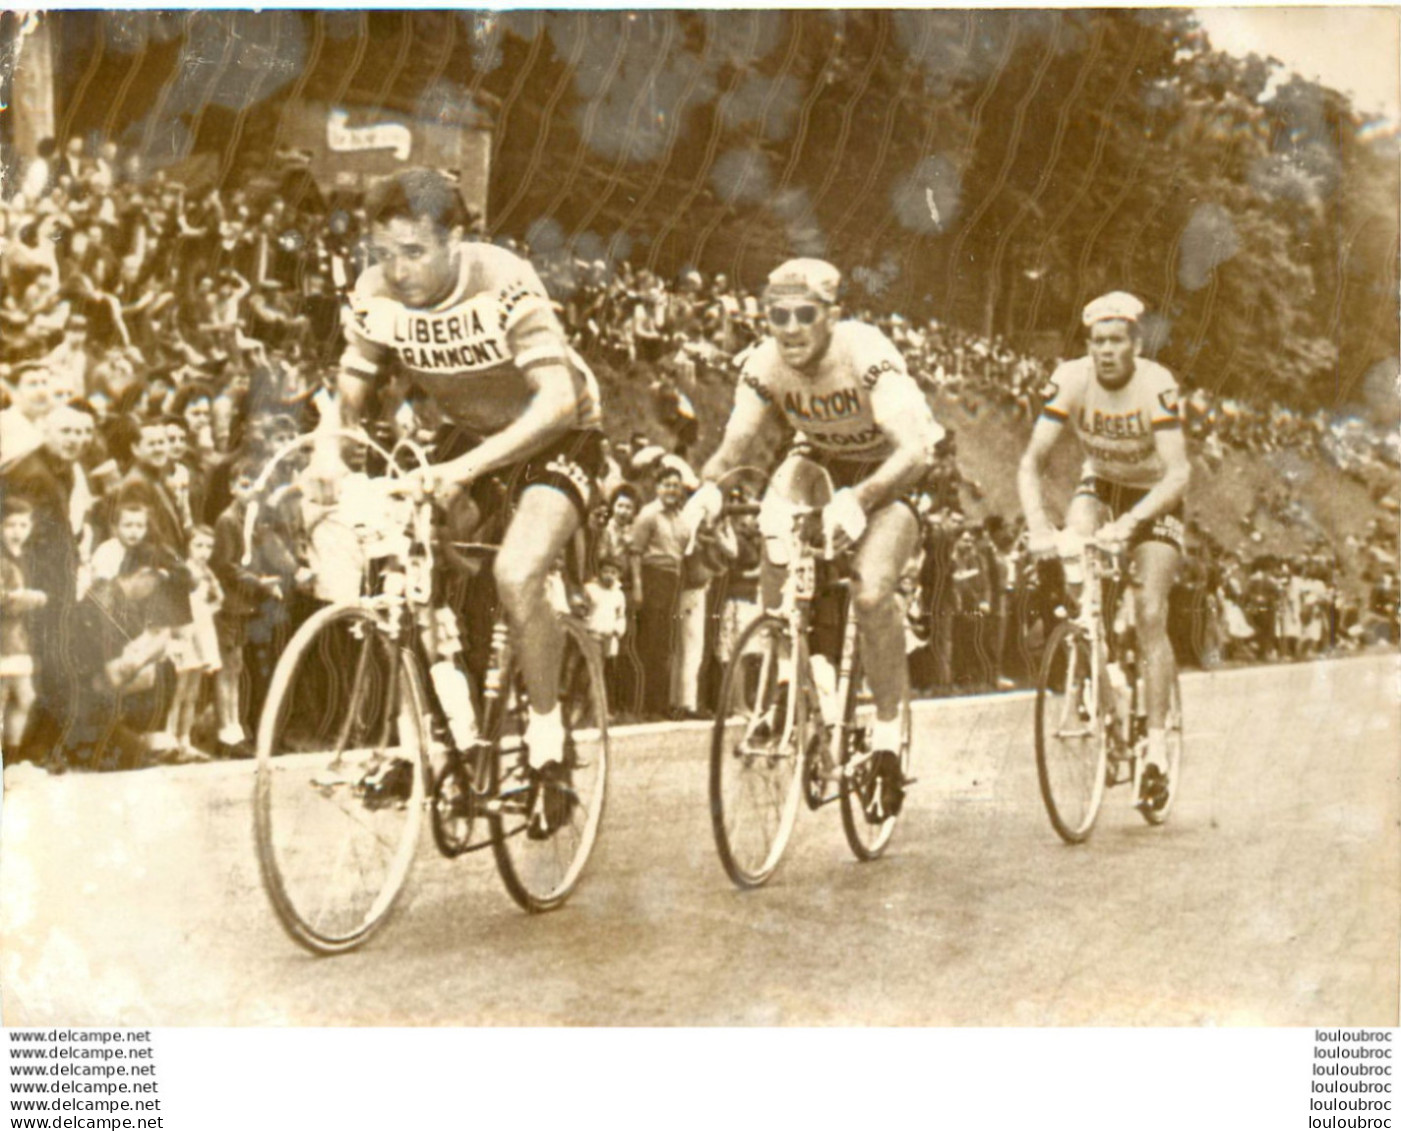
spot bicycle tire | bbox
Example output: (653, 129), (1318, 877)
(254, 604), (429, 955)
(491, 616), (609, 912)
(1035, 620), (1108, 844)
(709, 615), (808, 889)
(1138, 670), (1183, 826)
(839, 660), (910, 861)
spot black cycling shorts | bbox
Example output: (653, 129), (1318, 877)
(817, 456), (931, 522)
(434, 426), (604, 525)
(1073, 475), (1185, 553)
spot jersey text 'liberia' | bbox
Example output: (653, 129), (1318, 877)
(340, 241), (601, 434)
(737, 321), (940, 461)
(1040, 355), (1181, 488)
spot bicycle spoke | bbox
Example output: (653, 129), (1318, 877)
(710, 617), (806, 888)
(491, 618), (609, 912)
(255, 606), (426, 955)
(1035, 623), (1107, 843)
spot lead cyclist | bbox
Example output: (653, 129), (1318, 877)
(1017, 291), (1191, 794)
(309, 168), (606, 832)
(683, 258), (944, 818)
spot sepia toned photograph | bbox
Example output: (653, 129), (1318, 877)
(0, 7), (1397, 1031)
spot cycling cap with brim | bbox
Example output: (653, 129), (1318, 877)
(765, 258), (841, 303)
(1082, 291), (1145, 327)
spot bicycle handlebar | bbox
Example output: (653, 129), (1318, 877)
(240, 428), (429, 567)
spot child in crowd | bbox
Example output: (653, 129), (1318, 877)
(91, 500), (149, 583)
(585, 557), (629, 695)
(0, 498), (46, 760)
(210, 459), (266, 758)
(714, 499), (762, 670)
(164, 524), (223, 760)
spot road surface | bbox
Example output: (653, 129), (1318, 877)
(2, 653), (1396, 1027)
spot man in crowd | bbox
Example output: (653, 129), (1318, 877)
(629, 464), (688, 718)
(115, 417), (187, 556)
(1, 404), (91, 763)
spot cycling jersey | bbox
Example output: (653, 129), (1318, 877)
(340, 241), (602, 434)
(1039, 355), (1181, 489)
(736, 321), (940, 462)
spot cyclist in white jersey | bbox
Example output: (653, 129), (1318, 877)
(1017, 291), (1191, 789)
(684, 258), (944, 814)
(311, 169), (604, 802)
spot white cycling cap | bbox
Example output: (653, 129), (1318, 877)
(765, 258), (842, 303)
(1082, 291), (1145, 327)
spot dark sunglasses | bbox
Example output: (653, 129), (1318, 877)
(766, 303), (823, 328)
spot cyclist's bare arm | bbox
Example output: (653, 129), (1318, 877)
(1122, 425), (1190, 526)
(855, 381), (945, 513)
(1017, 415), (1065, 539)
(699, 377), (779, 483)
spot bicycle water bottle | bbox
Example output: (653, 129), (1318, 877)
(793, 556), (815, 600)
(430, 608), (478, 751)
(406, 507), (433, 605)
(1105, 660), (1131, 719)
(810, 653), (839, 726)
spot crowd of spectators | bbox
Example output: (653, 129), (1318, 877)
(2, 137), (1396, 772)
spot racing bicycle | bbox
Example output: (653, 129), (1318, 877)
(1034, 532), (1183, 844)
(709, 457), (912, 889)
(249, 431), (608, 954)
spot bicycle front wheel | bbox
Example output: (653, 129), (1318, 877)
(254, 604), (429, 955)
(710, 615), (807, 889)
(1139, 671), (1183, 826)
(491, 616), (609, 912)
(1035, 621), (1108, 844)
(840, 669), (910, 862)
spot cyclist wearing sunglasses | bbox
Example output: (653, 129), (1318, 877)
(685, 258), (944, 811)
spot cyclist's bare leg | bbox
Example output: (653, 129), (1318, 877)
(1064, 492), (1101, 539)
(1131, 540), (1180, 732)
(1059, 493), (1104, 605)
(849, 502), (921, 726)
(494, 483), (580, 720)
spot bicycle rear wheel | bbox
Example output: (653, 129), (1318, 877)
(491, 616), (609, 912)
(1138, 671), (1183, 825)
(710, 615), (807, 889)
(1035, 621), (1108, 844)
(254, 605), (428, 955)
(839, 667), (910, 861)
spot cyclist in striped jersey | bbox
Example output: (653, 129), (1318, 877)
(312, 169), (605, 787)
(1018, 291), (1191, 794)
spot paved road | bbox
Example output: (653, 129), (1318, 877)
(2, 653), (1396, 1027)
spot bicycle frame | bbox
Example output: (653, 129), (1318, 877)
(1064, 536), (1144, 765)
(754, 488), (874, 797)
(252, 429), (527, 827)
(709, 458), (910, 887)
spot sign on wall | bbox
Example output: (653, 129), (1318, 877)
(278, 99), (491, 219)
